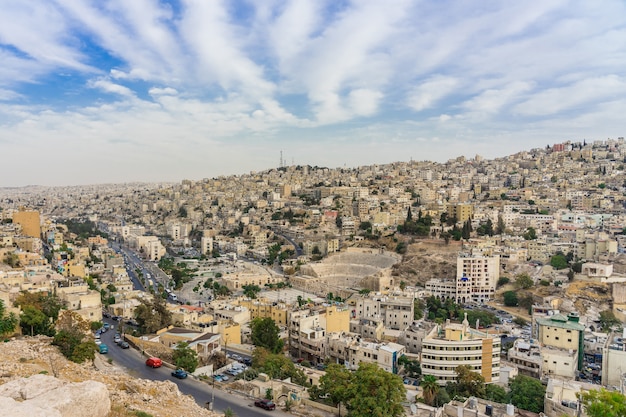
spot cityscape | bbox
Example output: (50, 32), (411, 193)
(2, 1), (626, 417)
(2, 139), (626, 417)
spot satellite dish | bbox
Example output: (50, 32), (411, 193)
(410, 404), (417, 415)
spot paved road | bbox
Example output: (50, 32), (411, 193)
(99, 322), (291, 417)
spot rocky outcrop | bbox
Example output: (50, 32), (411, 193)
(0, 374), (110, 417)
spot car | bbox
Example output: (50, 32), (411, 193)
(114, 336), (121, 343)
(99, 344), (109, 354)
(213, 375), (223, 382)
(243, 358), (252, 366)
(217, 374), (229, 381)
(146, 357), (163, 368)
(171, 369), (188, 379)
(103, 323), (110, 329)
(254, 399), (276, 410)
(119, 341), (130, 349)
(94, 338), (102, 345)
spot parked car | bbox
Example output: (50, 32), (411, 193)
(254, 399), (276, 410)
(118, 341), (130, 349)
(145, 357), (163, 368)
(99, 344), (109, 354)
(171, 369), (188, 379)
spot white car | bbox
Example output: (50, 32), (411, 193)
(94, 339), (102, 345)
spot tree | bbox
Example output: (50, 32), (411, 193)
(53, 311), (96, 364)
(522, 227), (537, 240)
(347, 362), (406, 417)
(599, 309), (620, 332)
(497, 276), (510, 287)
(134, 296), (173, 333)
(580, 388), (626, 417)
(250, 317), (284, 354)
(398, 355), (421, 378)
(242, 284), (261, 299)
(516, 273), (533, 289)
(508, 375), (545, 413)
(172, 341), (199, 372)
(316, 364), (352, 408)
(550, 252), (569, 270)
(484, 384), (507, 403)
(448, 365), (485, 399)
(20, 305), (51, 336)
(421, 375), (439, 406)
(496, 215), (505, 235)
(0, 299), (18, 338)
(503, 291), (519, 307)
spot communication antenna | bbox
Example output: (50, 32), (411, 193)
(280, 151), (284, 168)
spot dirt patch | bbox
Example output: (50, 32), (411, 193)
(393, 240), (459, 285)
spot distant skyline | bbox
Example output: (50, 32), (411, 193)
(1, 1), (625, 187)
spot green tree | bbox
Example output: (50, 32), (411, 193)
(0, 299), (18, 338)
(484, 384), (507, 403)
(347, 362), (406, 417)
(134, 296), (173, 333)
(20, 305), (51, 336)
(421, 375), (439, 406)
(522, 227), (537, 240)
(250, 317), (284, 354)
(508, 375), (545, 413)
(497, 276), (510, 287)
(398, 355), (421, 378)
(448, 365), (485, 399)
(503, 291), (519, 307)
(242, 284), (261, 299)
(495, 215), (505, 235)
(516, 273), (533, 289)
(599, 309), (621, 332)
(550, 252), (569, 270)
(580, 388), (626, 417)
(172, 341), (199, 372)
(316, 364), (352, 408)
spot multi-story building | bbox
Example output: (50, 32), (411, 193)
(507, 339), (542, 379)
(355, 295), (414, 331)
(456, 253), (500, 303)
(327, 333), (405, 374)
(536, 312), (585, 371)
(421, 316), (501, 385)
(447, 203), (474, 223)
(12, 209), (41, 238)
(288, 305), (351, 363)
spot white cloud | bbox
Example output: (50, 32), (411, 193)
(407, 76), (459, 112)
(88, 78), (135, 97)
(514, 76), (626, 116)
(461, 81), (534, 114)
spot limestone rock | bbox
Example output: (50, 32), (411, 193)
(0, 375), (110, 417)
(0, 396), (62, 417)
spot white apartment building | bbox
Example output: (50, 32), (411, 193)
(356, 295), (414, 331)
(457, 253), (500, 303)
(421, 316), (501, 385)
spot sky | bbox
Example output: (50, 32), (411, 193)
(1, 0), (625, 187)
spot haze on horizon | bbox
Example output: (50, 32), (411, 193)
(0, 0), (624, 187)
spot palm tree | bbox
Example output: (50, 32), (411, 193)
(421, 375), (439, 406)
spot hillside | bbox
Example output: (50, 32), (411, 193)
(0, 336), (219, 417)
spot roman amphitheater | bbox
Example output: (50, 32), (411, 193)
(291, 247), (402, 299)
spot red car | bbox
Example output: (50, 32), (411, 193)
(145, 357), (163, 368)
(254, 399), (276, 410)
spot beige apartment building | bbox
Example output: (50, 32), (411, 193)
(536, 312), (585, 371)
(456, 253), (500, 303)
(447, 203), (474, 223)
(12, 209), (41, 238)
(421, 316), (501, 385)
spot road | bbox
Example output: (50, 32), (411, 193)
(99, 320), (291, 417)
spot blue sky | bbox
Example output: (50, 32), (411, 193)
(1, 0), (625, 186)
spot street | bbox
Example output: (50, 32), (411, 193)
(99, 319), (293, 417)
